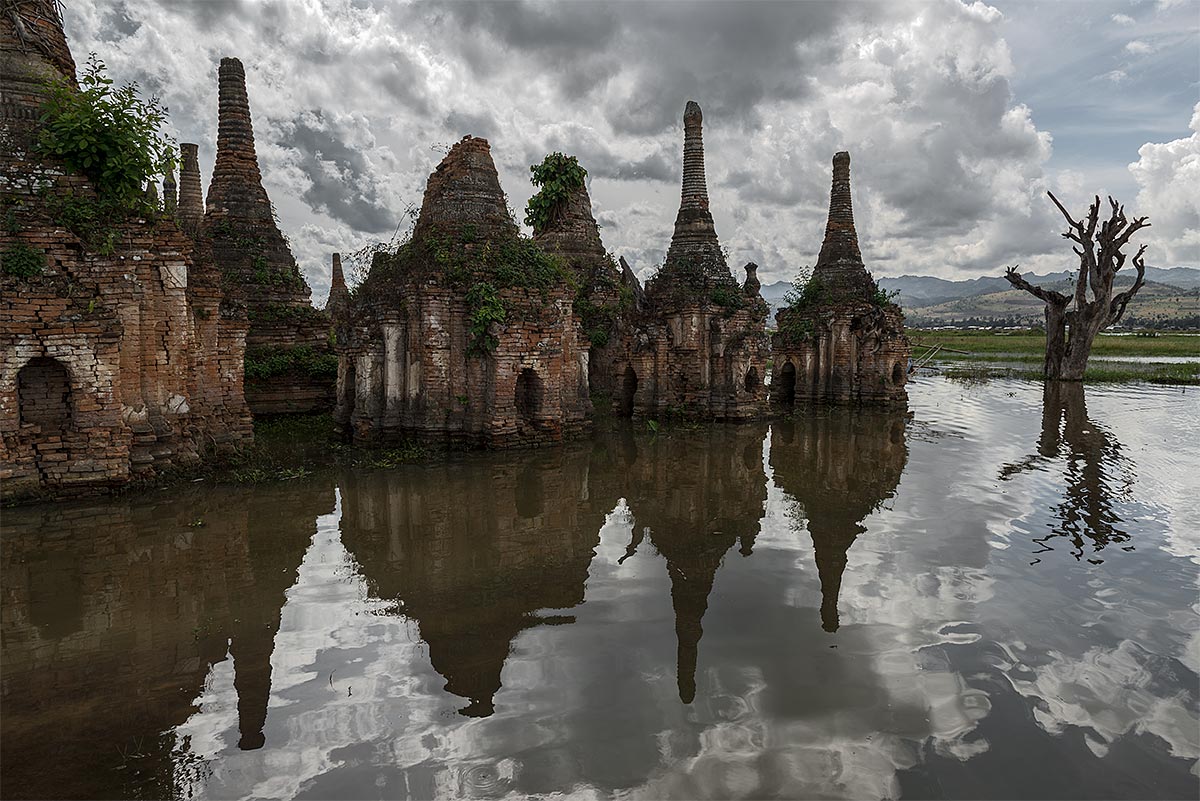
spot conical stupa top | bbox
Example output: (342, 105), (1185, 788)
(177, 143), (205, 236)
(412, 136), (518, 242)
(813, 151), (874, 298)
(207, 57), (271, 220)
(0, 1), (76, 142)
(650, 101), (732, 303)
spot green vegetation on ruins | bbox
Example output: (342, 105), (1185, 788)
(244, 345), (338, 382)
(34, 54), (176, 251)
(524, 152), (587, 234)
(1, 242), (45, 279)
(361, 225), (570, 354)
(776, 266), (901, 344)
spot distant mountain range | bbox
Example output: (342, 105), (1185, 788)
(760, 267), (1200, 329)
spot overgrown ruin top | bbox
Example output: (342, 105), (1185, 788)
(360, 136), (570, 312)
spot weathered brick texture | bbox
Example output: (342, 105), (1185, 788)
(336, 137), (592, 448)
(199, 57), (333, 415)
(772, 152), (910, 406)
(1, 2), (251, 499)
(611, 102), (771, 421)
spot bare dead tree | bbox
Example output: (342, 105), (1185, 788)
(1005, 193), (1150, 380)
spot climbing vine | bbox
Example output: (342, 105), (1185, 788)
(524, 152), (587, 234)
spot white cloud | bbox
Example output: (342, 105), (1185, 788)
(1129, 102), (1200, 265)
(1124, 39), (1155, 54)
(1111, 13), (1135, 25)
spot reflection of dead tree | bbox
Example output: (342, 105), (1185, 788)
(1005, 193), (1149, 380)
(1000, 382), (1132, 561)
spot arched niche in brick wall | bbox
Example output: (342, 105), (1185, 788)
(17, 357), (73, 433)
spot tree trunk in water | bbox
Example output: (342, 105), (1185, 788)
(1043, 303), (1067, 379)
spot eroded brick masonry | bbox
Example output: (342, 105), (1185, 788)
(772, 152), (910, 406)
(0, 1), (251, 498)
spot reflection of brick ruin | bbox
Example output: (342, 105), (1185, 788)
(613, 102), (771, 420)
(0, 482), (330, 797)
(770, 408), (908, 631)
(0, 3), (251, 498)
(197, 57), (335, 415)
(772, 153), (910, 406)
(339, 448), (604, 717)
(335, 137), (591, 447)
(618, 425), (769, 702)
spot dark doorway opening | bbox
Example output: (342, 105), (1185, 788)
(618, 365), (638, 417)
(775, 361), (796, 406)
(515, 368), (542, 421)
(744, 367), (760, 392)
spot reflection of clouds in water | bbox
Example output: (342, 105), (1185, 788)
(161, 380), (1199, 799)
(1009, 639), (1200, 768)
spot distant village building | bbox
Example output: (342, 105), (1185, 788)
(616, 102), (771, 420)
(0, 2), (250, 497)
(772, 152), (910, 406)
(335, 136), (591, 447)
(195, 58), (335, 415)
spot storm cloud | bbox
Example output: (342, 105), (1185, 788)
(60, 0), (1198, 303)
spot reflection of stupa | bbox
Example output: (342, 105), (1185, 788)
(770, 408), (908, 631)
(0, 483), (331, 797)
(339, 448), (603, 716)
(620, 425), (769, 702)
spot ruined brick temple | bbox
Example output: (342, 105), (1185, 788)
(615, 101), (770, 420)
(531, 175), (626, 394)
(335, 136), (591, 447)
(0, 2), (251, 497)
(772, 152), (909, 406)
(196, 57), (334, 415)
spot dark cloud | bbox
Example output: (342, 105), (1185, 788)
(283, 113), (395, 234)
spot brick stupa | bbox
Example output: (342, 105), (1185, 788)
(772, 152), (910, 406)
(336, 136), (591, 447)
(533, 176), (624, 392)
(199, 57), (334, 414)
(610, 101), (770, 420)
(0, 1), (250, 498)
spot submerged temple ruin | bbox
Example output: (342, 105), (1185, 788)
(2, 0), (914, 489)
(335, 136), (591, 447)
(197, 57), (334, 415)
(616, 101), (771, 420)
(0, 2), (251, 497)
(772, 152), (910, 406)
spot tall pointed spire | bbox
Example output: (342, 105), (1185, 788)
(177, 143), (204, 236)
(646, 101), (733, 307)
(327, 252), (350, 317)
(206, 57), (271, 220)
(661, 101), (727, 280)
(813, 151), (873, 299)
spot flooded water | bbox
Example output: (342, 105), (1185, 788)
(2, 376), (1198, 800)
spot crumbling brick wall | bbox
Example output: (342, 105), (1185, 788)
(0, 2), (251, 499)
(336, 137), (591, 448)
(199, 57), (334, 415)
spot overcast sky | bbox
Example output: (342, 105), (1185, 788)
(64, 0), (1199, 304)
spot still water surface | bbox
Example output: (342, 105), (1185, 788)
(2, 376), (1198, 800)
